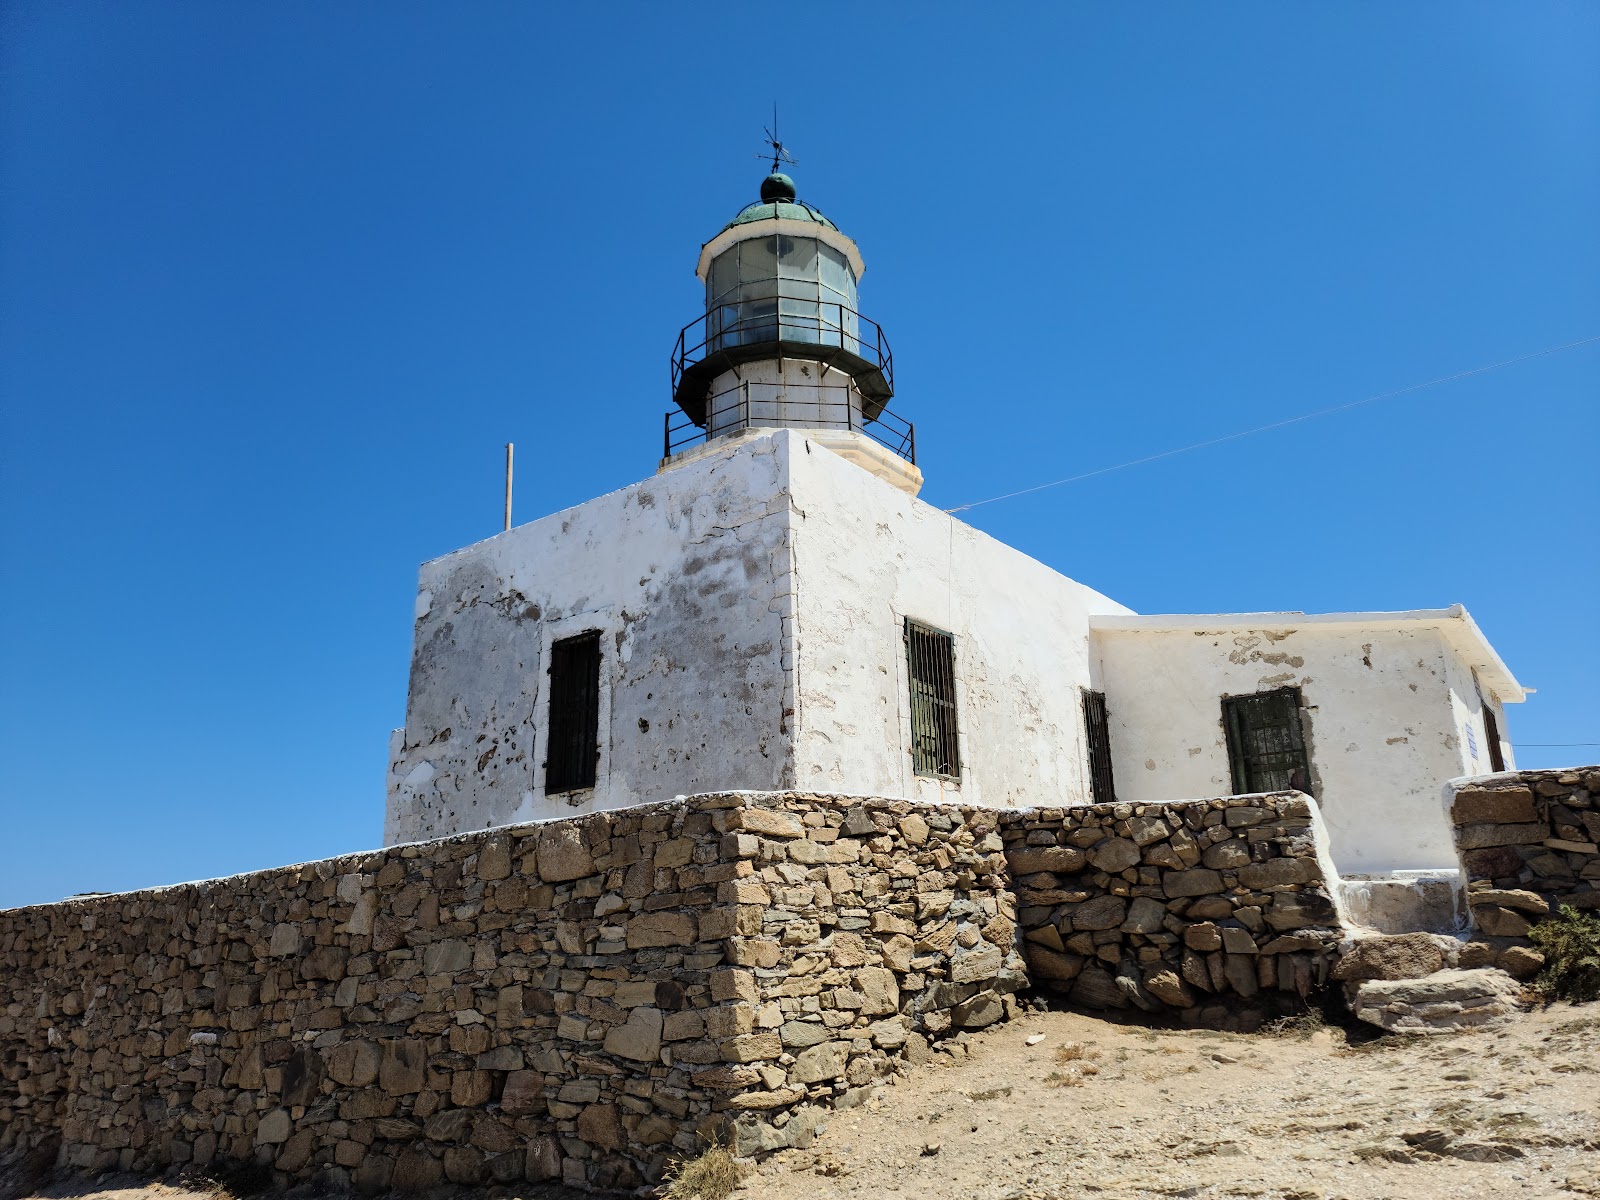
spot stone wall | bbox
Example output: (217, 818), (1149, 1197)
(0, 793), (1016, 1192)
(697, 794), (1023, 1155)
(1449, 766), (1600, 977)
(1000, 793), (1344, 1027)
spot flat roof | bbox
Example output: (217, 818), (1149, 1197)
(1089, 604), (1528, 702)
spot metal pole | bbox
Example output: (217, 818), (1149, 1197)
(503, 442), (514, 532)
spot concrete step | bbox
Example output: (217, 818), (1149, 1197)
(1336, 870), (1465, 935)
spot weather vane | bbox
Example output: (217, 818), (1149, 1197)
(758, 103), (797, 173)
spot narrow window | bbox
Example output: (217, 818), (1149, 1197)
(905, 619), (960, 779)
(1482, 703), (1506, 772)
(546, 631), (601, 793)
(1222, 687), (1312, 795)
(1082, 689), (1116, 804)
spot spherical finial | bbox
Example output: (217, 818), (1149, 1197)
(760, 172), (797, 203)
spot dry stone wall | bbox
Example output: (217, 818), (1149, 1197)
(0, 793), (1018, 1191)
(1449, 766), (1600, 978)
(999, 793), (1344, 1027)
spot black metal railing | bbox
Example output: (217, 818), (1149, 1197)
(671, 301), (894, 402)
(663, 381), (915, 464)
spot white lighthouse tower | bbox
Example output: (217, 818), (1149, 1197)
(661, 168), (922, 496)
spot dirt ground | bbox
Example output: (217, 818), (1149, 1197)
(9, 1003), (1599, 1200)
(740, 1002), (1600, 1200)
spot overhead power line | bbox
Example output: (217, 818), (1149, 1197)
(944, 333), (1600, 514)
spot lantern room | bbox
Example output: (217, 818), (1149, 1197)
(663, 171), (922, 495)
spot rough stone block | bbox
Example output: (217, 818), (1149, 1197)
(1237, 858), (1320, 889)
(951, 989), (1004, 1028)
(576, 1103), (625, 1151)
(728, 807), (805, 838)
(948, 945), (1002, 985)
(1024, 946), (1085, 983)
(423, 939), (471, 975)
(780, 1040), (844, 1084)
(499, 1070), (544, 1114)
(379, 1040), (427, 1095)
(1456, 822), (1553, 850)
(1120, 896), (1167, 934)
(602, 1007), (663, 1063)
(255, 1110), (291, 1146)
(1331, 933), (1445, 982)
(1350, 968), (1525, 1033)
(1201, 839), (1251, 869)
(1068, 895), (1127, 930)
(722, 1032), (783, 1062)
(1089, 838), (1140, 873)
(1451, 787), (1537, 825)
(328, 1040), (382, 1088)
(476, 836), (512, 881)
(998, 844), (1088, 876)
(1164, 869), (1225, 898)
(536, 823), (594, 882)
(625, 912), (696, 948)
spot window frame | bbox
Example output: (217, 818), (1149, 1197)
(904, 618), (961, 781)
(1081, 688), (1116, 804)
(1221, 686), (1313, 796)
(544, 629), (603, 795)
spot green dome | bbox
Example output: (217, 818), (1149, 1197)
(722, 173), (838, 232)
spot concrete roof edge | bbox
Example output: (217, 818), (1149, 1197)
(696, 219), (866, 283)
(1090, 606), (1528, 702)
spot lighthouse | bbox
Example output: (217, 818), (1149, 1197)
(386, 152), (1525, 916)
(662, 170), (922, 496)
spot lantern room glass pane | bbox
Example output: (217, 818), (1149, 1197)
(777, 235), (819, 279)
(819, 244), (852, 297)
(738, 236), (778, 281)
(710, 249), (739, 306)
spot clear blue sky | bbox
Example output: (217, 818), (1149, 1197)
(2, 4), (1596, 909)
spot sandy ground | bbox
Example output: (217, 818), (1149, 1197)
(9, 1004), (1599, 1200)
(742, 1003), (1600, 1200)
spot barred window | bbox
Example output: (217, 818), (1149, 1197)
(905, 619), (960, 779)
(1082, 689), (1116, 804)
(1222, 687), (1311, 794)
(546, 631), (601, 793)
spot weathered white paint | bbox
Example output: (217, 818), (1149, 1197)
(387, 429), (1129, 840)
(389, 427), (1529, 886)
(1089, 611), (1526, 874)
(385, 434), (799, 843)
(785, 431), (1132, 806)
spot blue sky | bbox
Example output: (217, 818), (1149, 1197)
(2, 3), (1595, 909)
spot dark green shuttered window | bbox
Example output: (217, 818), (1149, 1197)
(1222, 687), (1312, 795)
(905, 619), (960, 779)
(545, 631), (601, 793)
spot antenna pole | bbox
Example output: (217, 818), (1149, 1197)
(503, 442), (514, 532)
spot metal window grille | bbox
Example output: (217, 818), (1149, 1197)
(1222, 687), (1311, 794)
(1082, 689), (1116, 804)
(545, 631), (601, 793)
(905, 619), (960, 779)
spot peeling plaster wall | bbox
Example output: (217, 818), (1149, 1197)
(386, 438), (796, 843)
(785, 433), (1132, 806)
(1440, 649), (1517, 779)
(1092, 625), (1475, 874)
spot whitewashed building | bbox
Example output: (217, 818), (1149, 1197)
(385, 170), (1527, 893)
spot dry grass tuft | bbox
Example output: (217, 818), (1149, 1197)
(1055, 1042), (1095, 1064)
(968, 1086), (1013, 1101)
(662, 1140), (744, 1200)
